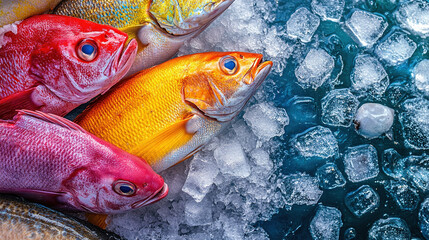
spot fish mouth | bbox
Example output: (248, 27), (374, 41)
(131, 183), (169, 209)
(149, 0), (235, 36)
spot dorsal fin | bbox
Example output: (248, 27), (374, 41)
(17, 110), (87, 133)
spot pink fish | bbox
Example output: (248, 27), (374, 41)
(0, 14), (138, 119)
(0, 110), (168, 214)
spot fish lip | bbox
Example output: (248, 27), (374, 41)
(131, 183), (169, 209)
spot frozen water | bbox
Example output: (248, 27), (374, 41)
(295, 48), (335, 90)
(285, 96), (317, 125)
(345, 185), (380, 218)
(375, 31), (417, 66)
(213, 140), (251, 178)
(344, 227), (357, 240)
(231, 119), (257, 153)
(243, 102), (289, 142)
(412, 59), (429, 97)
(420, 198), (429, 239)
(185, 196), (213, 226)
(382, 148), (404, 179)
(383, 180), (420, 211)
(309, 205), (342, 240)
(343, 144), (379, 183)
(354, 103), (394, 139)
(321, 89), (359, 127)
(345, 10), (388, 47)
(311, 0), (345, 22)
(350, 54), (389, 98)
(316, 163), (346, 190)
(286, 7), (320, 43)
(249, 148), (274, 178)
(401, 154), (429, 192)
(281, 173), (323, 206)
(399, 98), (429, 150)
(368, 218), (411, 240)
(290, 126), (339, 160)
(182, 152), (219, 202)
(395, 0), (429, 38)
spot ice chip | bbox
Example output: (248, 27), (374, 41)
(290, 126), (339, 160)
(382, 148), (404, 179)
(412, 59), (429, 97)
(321, 89), (359, 127)
(395, 0), (429, 38)
(345, 185), (380, 217)
(375, 31), (417, 66)
(383, 180), (420, 211)
(368, 218), (411, 240)
(344, 227), (357, 240)
(316, 163), (346, 190)
(350, 54), (389, 98)
(345, 10), (388, 47)
(354, 103), (394, 139)
(184, 197), (213, 226)
(311, 0), (345, 22)
(281, 173), (323, 206)
(287, 7), (320, 43)
(286, 96), (317, 125)
(182, 152), (219, 202)
(243, 102), (289, 141)
(295, 48), (335, 90)
(399, 98), (429, 150)
(420, 198), (429, 239)
(213, 140), (251, 178)
(343, 144), (379, 182)
(309, 205), (343, 240)
(401, 154), (429, 192)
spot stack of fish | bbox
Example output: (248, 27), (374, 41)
(0, 0), (273, 237)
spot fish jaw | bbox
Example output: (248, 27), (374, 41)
(131, 183), (169, 209)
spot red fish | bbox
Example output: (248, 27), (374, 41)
(0, 110), (168, 214)
(0, 14), (137, 119)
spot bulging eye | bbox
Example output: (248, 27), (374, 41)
(113, 180), (136, 196)
(77, 39), (98, 62)
(220, 56), (238, 75)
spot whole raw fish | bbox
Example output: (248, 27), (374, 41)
(53, 0), (234, 76)
(0, 110), (168, 214)
(75, 52), (273, 172)
(0, 14), (138, 119)
(0, 0), (62, 26)
(0, 195), (121, 240)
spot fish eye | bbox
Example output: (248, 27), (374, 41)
(113, 180), (136, 196)
(77, 39), (98, 62)
(219, 56), (238, 75)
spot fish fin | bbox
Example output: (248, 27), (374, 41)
(4, 189), (66, 206)
(86, 213), (109, 230)
(119, 25), (147, 50)
(130, 116), (196, 166)
(0, 88), (40, 119)
(17, 109), (87, 133)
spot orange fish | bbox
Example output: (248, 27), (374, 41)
(75, 52), (273, 172)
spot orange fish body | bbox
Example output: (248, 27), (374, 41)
(76, 52), (272, 172)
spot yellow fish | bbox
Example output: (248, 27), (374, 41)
(53, 0), (235, 76)
(0, 0), (61, 26)
(75, 52), (273, 172)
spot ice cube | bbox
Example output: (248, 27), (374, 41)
(354, 103), (394, 139)
(182, 152), (219, 202)
(395, 0), (429, 38)
(290, 126), (339, 160)
(382, 148), (404, 179)
(399, 98), (429, 150)
(213, 140), (251, 178)
(345, 185), (380, 217)
(311, 0), (345, 22)
(375, 31), (417, 66)
(287, 7), (320, 43)
(316, 163), (346, 190)
(350, 54), (389, 98)
(383, 180), (420, 211)
(368, 218), (411, 240)
(321, 89), (359, 127)
(295, 48), (335, 90)
(184, 196), (213, 226)
(420, 198), (429, 239)
(232, 119), (257, 153)
(285, 96), (317, 125)
(249, 148), (274, 176)
(309, 205), (343, 240)
(343, 144), (379, 182)
(412, 59), (429, 97)
(281, 173), (323, 206)
(243, 102), (289, 141)
(402, 154), (429, 192)
(345, 10), (388, 47)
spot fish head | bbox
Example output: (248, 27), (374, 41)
(149, 0), (234, 36)
(29, 15), (137, 104)
(63, 144), (167, 214)
(182, 52), (273, 122)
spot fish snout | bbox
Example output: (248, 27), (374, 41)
(131, 183), (169, 209)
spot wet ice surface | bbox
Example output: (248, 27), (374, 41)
(108, 0), (429, 239)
